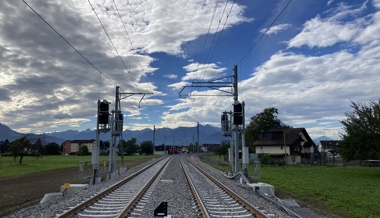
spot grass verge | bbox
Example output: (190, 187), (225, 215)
(0, 155), (162, 178)
(202, 154), (380, 218)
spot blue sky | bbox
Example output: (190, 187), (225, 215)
(1, 0), (380, 140)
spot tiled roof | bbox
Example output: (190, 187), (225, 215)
(253, 128), (315, 147)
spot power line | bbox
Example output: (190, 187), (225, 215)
(112, 0), (161, 123)
(87, 0), (138, 90)
(88, 0), (160, 125)
(191, 0), (236, 122)
(237, 0), (293, 65)
(23, 0), (156, 126)
(187, 0), (233, 121)
(198, 0), (232, 81)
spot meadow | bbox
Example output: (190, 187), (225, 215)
(0, 154), (161, 178)
(203, 154), (380, 218)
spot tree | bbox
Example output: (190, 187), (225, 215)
(77, 145), (89, 156)
(214, 140), (229, 159)
(245, 107), (289, 152)
(0, 139), (10, 153)
(44, 142), (61, 155)
(8, 136), (41, 164)
(122, 138), (139, 155)
(340, 100), (380, 162)
(140, 140), (154, 155)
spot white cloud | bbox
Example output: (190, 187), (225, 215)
(182, 62), (227, 81)
(354, 11), (380, 44)
(261, 23), (291, 35)
(168, 81), (190, 90)
(288, 16), (360, 48)
(288, 2), (368, 48)
(164, 74), (178, 79)
(73, 0), (249, 56)
(238, 40), (380, 139)
(374, 0), (380, 8)
(0, 0), (249, 133)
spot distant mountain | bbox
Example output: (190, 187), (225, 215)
(0, 123), (66, 144)
(1, 123), (343, 148)
(0, 123), (228, 146)
(313, 136), (333, 145)
(0, 123), (23, 142)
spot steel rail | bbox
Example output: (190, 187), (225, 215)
(57, 157), (167, 218)
(117, 156), (173, 217)
(187, 157), (268, 218)
(180, 156), (210, 218)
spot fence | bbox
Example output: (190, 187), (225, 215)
(79, 160), (109, 179)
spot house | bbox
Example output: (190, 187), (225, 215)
(202, 144), (220, 152)
(253, 128), (317, 164)
(154, 145), (183, 155)
(319, 140), (341, 154)
(62, 140), (96, 154)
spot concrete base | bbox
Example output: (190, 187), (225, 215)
(108, 171), (118, 180)
(40, 192), (62, 204)
(88, 177), (101, 185)
(280, 199), (300, 207)
(60, 184), (89, 194)
(119, 166), (127, 175)
(248, 182), (275, 197)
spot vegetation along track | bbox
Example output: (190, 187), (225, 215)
(57, 156), (172, 218)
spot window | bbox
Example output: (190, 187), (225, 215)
(263, 134), (268, 139)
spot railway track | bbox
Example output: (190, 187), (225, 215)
(56, 155), (288, 218)
(57, 157), (172, 218)
(182, 156), (269, 218)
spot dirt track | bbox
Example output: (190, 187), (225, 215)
(0, 167), (85, 217)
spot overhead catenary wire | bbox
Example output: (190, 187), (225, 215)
(22, 0), (156, 126)
(88, 0), (161, 125)
(186, 0), (232, 107)
(186, 0), (221, 115)
(87, 0), (140, 92)
(198, 0), (235, 81)
(237, 0), (293, 65)
(190, 0), (236, 122)
(112, 0), (161, 123)
(191, 0), (292, 123)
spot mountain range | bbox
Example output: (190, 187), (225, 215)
(0, 123), (333, 146)
(0, 123), (230, 146)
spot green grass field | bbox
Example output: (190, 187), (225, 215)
(202, 154), (380, 218)
(0, 155), (161, 179)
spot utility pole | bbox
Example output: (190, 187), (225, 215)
(180, 65), (247, 176)
(164, 134), (166, 155)
(153, 125), (156, 154)
(233, 65), (239, 173)
(197, 122), (200, 153)
(92, 99), (110, 185)
(108, 86), (152, 179)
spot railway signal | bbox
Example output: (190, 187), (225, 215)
(98, 100), (110, 125)
(233, 102), (243, 125)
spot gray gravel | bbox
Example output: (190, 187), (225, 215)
(190, 155), (332, 218)
(138, 156), (199, 217)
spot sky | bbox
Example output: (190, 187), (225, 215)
(1, 0), (380, 140)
